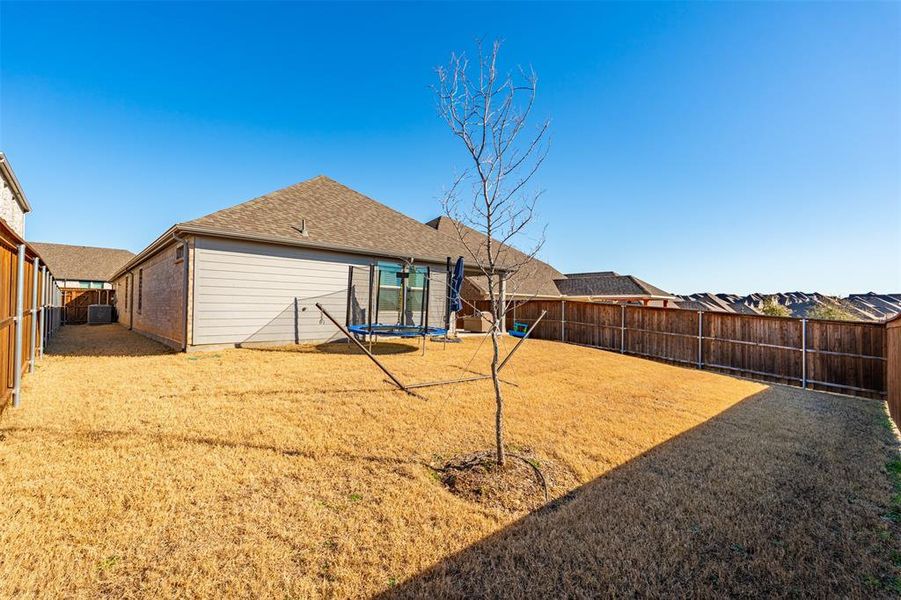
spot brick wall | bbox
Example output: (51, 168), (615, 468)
(114, 273), (132, 328)
(0, 174), (26, 238)
(116, 240), (188, 349)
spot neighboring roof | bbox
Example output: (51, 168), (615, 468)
(425, 216), (565, 298)
(554, 272), (675, 299)
(675, 291), (901, 322)
(675, 292), (738, 313)
(846, 293), (901, 321)
(31, 242), (134, 282)
(0, 152), (32, 213)
(181, 176), (473, 265)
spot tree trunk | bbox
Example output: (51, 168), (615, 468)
(489, 285), (506, 467)
(490, 324), (505, 466)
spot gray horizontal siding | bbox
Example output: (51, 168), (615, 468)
(192, 237), (368, 345)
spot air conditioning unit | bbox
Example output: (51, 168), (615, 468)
(87, 304), (113, 325)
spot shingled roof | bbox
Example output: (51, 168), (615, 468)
(554, 272), (675, 299)
(31, 242), (134, 282)
(425, 216), (564, 298)
(181, 176), (471, 264)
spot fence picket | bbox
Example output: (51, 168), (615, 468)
(495, 299), (887, 399)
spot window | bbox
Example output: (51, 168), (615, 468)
(175, 244), (185, 263)
(124, 277), (129, 310)
(375, 262), (427, 322)
(137, 269), (143, 314)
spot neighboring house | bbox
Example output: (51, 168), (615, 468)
(425, 217), (675, 309)
(675, 291), (901, 322)
(846, 293), (901, 321)
(110, 176), (486, 350)
(425, 216), (565, 300)
(31, 242), (135, 324)
(31, 243), (135, 290)
(0, 152), (32, 238)
(553, 272), (677, 307)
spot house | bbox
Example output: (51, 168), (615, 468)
(553, 271), (677, 307)
(675, 291), (901, 321)
(110, 176), (491, 350)
(30, 243), (134, 290)
(425, 217), (675, 309)
(425, 216), (565, 301)
(31, 242), (135, 324)
(0, 152), (31, 238)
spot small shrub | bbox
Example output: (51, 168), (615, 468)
(760, 296), (791, 317)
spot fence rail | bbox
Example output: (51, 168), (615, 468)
(477, 299), (889, 400)
(0, 220), (62, 416)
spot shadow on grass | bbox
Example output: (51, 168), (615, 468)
(44, 324), (176, 357)
(381, 386), (900, 598)
(243, 340), (420, 356)
(0, 424), (422, 468)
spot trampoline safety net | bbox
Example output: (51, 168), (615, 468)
(240, 263), (449, 346)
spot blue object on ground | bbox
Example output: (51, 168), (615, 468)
(508, 321), (529, 338)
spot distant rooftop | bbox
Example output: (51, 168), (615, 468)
(31, 242), (134, 282)
(555, 272), (674, 299)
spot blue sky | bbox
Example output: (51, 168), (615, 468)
(1, 1), (898, 295)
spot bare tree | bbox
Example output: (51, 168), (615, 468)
(434, 40), (550, 467)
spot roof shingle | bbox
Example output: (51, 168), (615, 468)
(183, 176), (471, 264)
(31, 243), (135, 282)
(554, 272), (674, 299)
(425, 216), (564, 298)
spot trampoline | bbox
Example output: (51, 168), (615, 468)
(311, 258), (548, 394)
(347, 323), (448, 339)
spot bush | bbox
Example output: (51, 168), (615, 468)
(807, 300), (857, 321)
(761, 296), (791, 317)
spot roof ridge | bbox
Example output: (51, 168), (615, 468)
(180, 175), (327, 227)
(31, 242), (134, 254)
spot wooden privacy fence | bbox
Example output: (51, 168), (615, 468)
(888, 316), (901, 426)
(0, 220), (62, 417)
(500, 299), (888, 400)
(62, 288), (116, 324)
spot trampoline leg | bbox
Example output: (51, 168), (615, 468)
(315, 303), (410, 393)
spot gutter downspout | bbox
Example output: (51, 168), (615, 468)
(173, 232), (190, 351)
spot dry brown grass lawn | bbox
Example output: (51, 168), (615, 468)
(0, 324), (897, 598)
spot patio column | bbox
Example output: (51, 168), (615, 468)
(498, 272), (507, 332)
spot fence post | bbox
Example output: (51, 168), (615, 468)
(294, 297), (300, 345)
(801, 318), (807, 389)
(29, 257), (39, 373)
(12, 245), (25, 407)
(561, 300), (566, 342)
(39, 266), (47, 358)
(697, 311), (703, 369)
(620, 304), (626, 353)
